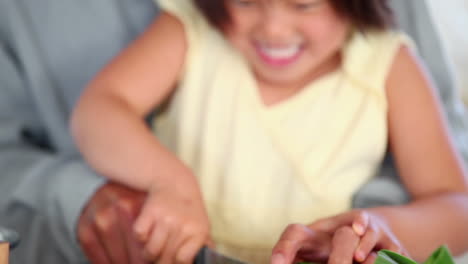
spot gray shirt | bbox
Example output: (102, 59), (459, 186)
(0, 0), (157, 263)
(0, 0), (466, 263)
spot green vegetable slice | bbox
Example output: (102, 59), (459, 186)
(375, 245), (455, 264)
(295, 245), (455, 264)
(423, 246), (455, 264)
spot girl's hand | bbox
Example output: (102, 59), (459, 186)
(272, 223), (370, 264)
(272, 224), (332, 264)
(133, 177), (212, 264)
(271, 210), (410, 264)
(310, 210), (410, 263)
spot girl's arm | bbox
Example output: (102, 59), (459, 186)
(271, 46), (468, 264)
(372, 44), (468, 261)
(71, 13), (211, 263)
(70, 12), (194, 191)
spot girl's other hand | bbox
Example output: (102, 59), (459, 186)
(271, 224), (332, 264)
(133, 177), (212, 264)
(272, 210), (410, 264)
(310, 210), (410, 263)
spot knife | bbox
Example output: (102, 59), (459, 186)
(194, 247), (246, 264)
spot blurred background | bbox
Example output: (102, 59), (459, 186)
(429, 0), (468, 256)
(428, 0), (468, 107)
(428, 0), (468, 257)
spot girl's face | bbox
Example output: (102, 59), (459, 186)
(225, 0), (351, 88)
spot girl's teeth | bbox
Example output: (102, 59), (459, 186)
(261, 45), (300, 59)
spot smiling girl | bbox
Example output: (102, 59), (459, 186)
(70, 0), (468, 263)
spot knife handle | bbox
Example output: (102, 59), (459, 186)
(193, 247), (207, 264)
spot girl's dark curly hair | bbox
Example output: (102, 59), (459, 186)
(193, 0), (394, 32)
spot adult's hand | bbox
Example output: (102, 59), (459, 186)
(77, 181), (148, 264)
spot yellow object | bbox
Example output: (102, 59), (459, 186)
(154, 0), (412, 262)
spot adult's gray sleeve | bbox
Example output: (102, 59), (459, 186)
(0, 43), (105, 263)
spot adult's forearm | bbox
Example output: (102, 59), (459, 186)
(370, 192), (468, 261)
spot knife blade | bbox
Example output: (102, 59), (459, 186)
(194, 247), (246, 264)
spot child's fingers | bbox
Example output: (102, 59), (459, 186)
(328, 226), (360, 264)
(158, 227), (183, 264)
(363, 251), (378, 264)
(309, 210), (368, 234)
(133, 205), (154, 242)
(175, 235), (206, 264)
(271, 224), (315, 264)
(143, 223), (169, 261)
(352, 211), (369, 236)
(354, 227), (378, 262)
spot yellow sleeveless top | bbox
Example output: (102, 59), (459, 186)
(154, 0), (413, 262)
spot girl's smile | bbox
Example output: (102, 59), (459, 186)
(254, 41), (305, 67)
(225, 0), (350, 90)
